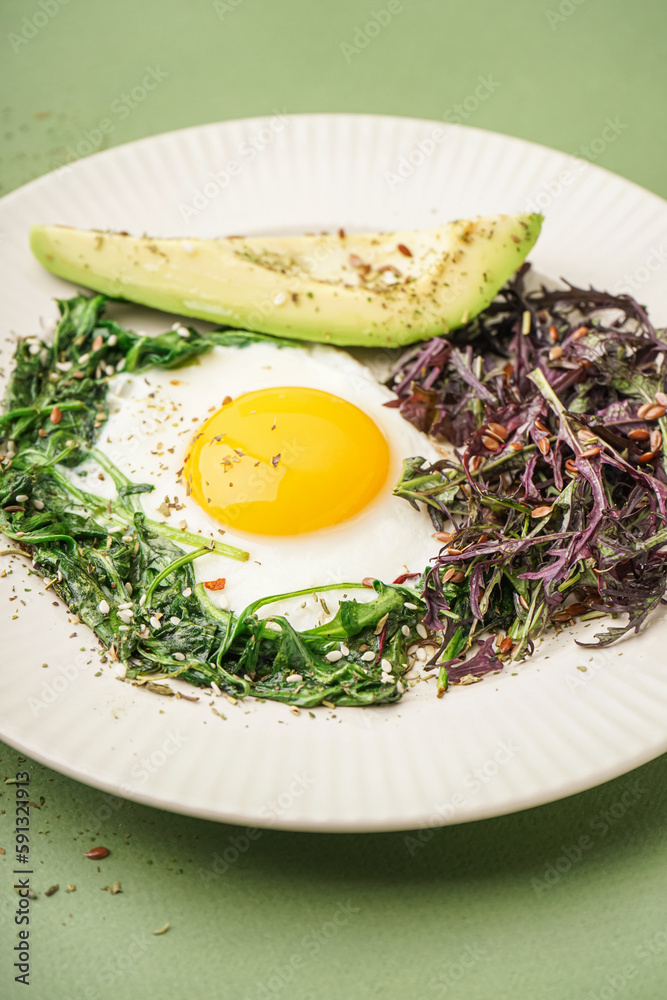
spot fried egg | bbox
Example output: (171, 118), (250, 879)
(80, 338), (444, 625)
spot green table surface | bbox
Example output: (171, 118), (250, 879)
(1, 1), (667, 997)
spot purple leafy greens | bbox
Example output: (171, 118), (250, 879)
(390, 267), (667, 687)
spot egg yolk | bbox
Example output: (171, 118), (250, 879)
(183, 387), (390, 536)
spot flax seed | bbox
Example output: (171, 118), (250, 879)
(628, 428), (650, 441)
(538, 437), (551, 456)
(579, 447), (601, 458)
(487, 422), (509, 441)
(482, 435), (500, 452)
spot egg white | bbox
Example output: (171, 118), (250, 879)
(73, 339), (444, 628)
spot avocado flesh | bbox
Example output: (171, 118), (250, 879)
(30, 214), (542, 348)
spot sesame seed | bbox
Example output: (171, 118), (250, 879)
(182, 587), (192, 597)
(397, 681), (405, 694)
(78, 353), (90, 364)
(211, 681), (222, 697)
(286, 673), (303, 682)
(326, 650), (343, 662)
(263, 621), (281, 632)
(273, 292), (286, 305)
(118, 610), (133, 624)
(404, 602), (418, 610)
(98, 599), (110, 615)
(289, 706), (301, 716)
(170, 616), (181, 625)
(401, 625), (411, 637)
(340, 644), (350, 656)
(361, 651), (375, 662)
(33, 499), (45, 510)
(104, 364), (115, 376)
(381, 658), (392, 672)
(108, 334), (118, 347)
(15, 494), (28, 502)
(116, 359), (126, 372)
(29, 343), (41, 355)
(176, 326), (190, 338)
(139, 594), (147, 607)
(173, 652), (186, 661)
(118, 624), (130, 632)
(149, 616), (161, 630)
(416, 623), (428, 639)
(56, 361), (72, 372)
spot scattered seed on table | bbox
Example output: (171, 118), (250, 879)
(84, 846), (109, 860)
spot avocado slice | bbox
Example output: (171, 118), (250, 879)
(30, 214), (541, 347)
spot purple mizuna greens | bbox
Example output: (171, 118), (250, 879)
(389, 266), (667, 693)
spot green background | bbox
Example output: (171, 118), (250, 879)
(2, 0), (667, 997)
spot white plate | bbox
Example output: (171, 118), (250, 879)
(1, 114), (667, 832)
